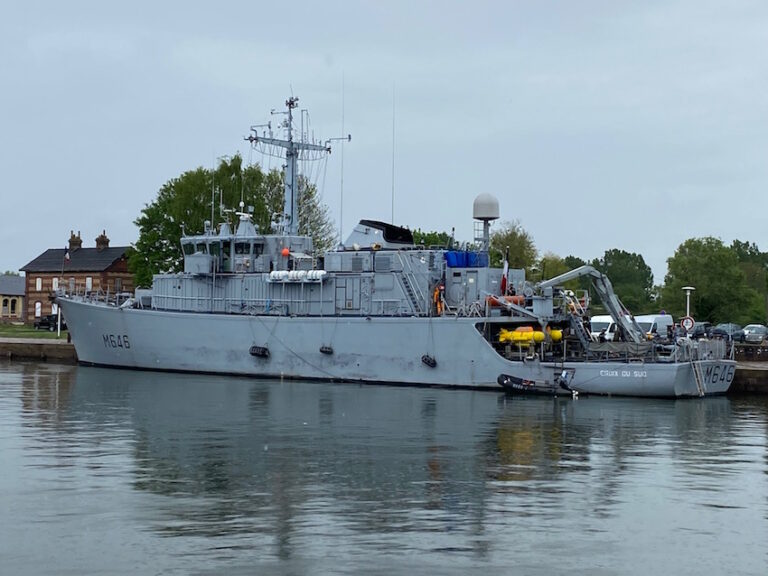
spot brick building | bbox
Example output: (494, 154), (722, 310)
(0, 275), (25, 322)
(20, 231), (134, 323)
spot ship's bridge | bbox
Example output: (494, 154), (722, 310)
(181, 216), (314, 275)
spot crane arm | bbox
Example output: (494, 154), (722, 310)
(538, 265), (645, 343)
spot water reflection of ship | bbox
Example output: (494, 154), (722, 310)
(490, 395), (738, 488)
(66, 367), (503, 556)
(15, 364), (762, 561)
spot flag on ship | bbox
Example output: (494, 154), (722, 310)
(500, 247), (509, 295)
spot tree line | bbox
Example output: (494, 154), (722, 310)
(479, 221), (767, 326)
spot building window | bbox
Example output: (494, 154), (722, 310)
(51, 303), (58, 315)
(35, 277), (42, 291)
(52, 277), (59, 291)
(85, 277), (93, 292)
(69, 278), (75, 293)
(115, 277), (122, 292)
(35, 301), (42, 317)
(1, 298), (7, 315)
(10, 299), (16, 315)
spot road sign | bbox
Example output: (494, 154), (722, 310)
(681, 316), (695, 331)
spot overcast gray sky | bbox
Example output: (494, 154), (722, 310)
(2, 1), (767, 284)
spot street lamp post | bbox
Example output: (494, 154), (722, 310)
(682, 286), (695, 318)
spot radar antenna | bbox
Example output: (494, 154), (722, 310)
(246, 97), (331, 236)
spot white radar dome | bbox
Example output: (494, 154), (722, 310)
(473, 193), (499, 221)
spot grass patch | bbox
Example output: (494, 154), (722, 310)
(0, 323), (68, 340)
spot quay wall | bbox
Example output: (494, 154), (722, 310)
(0, 338), (77, 364)
(731, 363), (768, 394)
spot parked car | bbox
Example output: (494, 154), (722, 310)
(711, 323), (745, 342)
(690, 321), (712, 339)
(743, 324), (768, 344)
(33, 314), (67, 332)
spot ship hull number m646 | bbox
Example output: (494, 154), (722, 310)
(103, 334), (131, 349)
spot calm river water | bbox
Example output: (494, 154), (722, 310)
(1, 361), (767, 575)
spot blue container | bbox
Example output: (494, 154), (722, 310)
(445, 251), (468, 267)
(445, 251), (459, 267)
(467, 252), (489, 267)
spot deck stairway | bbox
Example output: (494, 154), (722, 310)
(569, 314), (593, 349)
(397, 253), (426, 314)
(400, 274), (421, 313)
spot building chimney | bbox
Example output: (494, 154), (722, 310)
(69, 230), (82, 251)
(95, 230), (110, 251)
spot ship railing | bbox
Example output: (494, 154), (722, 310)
(60, 287), (129, 308)
(691, 338), (728, 360)
(153, 293), (303, 315)
(666, 337), (729, 363)
(55, 284), (135, 307)
(514, 334), (731, 365)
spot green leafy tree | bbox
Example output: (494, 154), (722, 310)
(535, 252), (587, 293)
(661, 237), (764, 324)
(591, 249), (654, 313)
(297, 176), (337, 254)
(563, 255), (586, 270)
(2, 271), (20, 276)
(537, 253), (570, 281)
(731, 240), (768, 315)
(562, 255), (591, 292)
(412, 229), (453, 248)
(130, 155), (335, 287)
(489, 220), (537, 270)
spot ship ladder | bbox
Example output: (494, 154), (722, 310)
(569, 314), (592, 350)
(401, 274), (421, 314)
(690, 359), (706, 397)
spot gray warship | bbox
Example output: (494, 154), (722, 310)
(58, 97), (735, 397)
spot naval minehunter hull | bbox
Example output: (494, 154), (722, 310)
(59, 298), (735, 397)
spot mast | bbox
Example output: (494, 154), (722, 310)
(246, 97), (330, 236)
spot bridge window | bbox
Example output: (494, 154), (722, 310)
(182, 243), (195, 255)
(235, 242), (250, 255)
(195, 243), (208, 254)
(209, 242), (220, 256)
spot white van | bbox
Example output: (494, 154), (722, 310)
(634, 314), (674, 340)
(590, 315), (617, 341)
